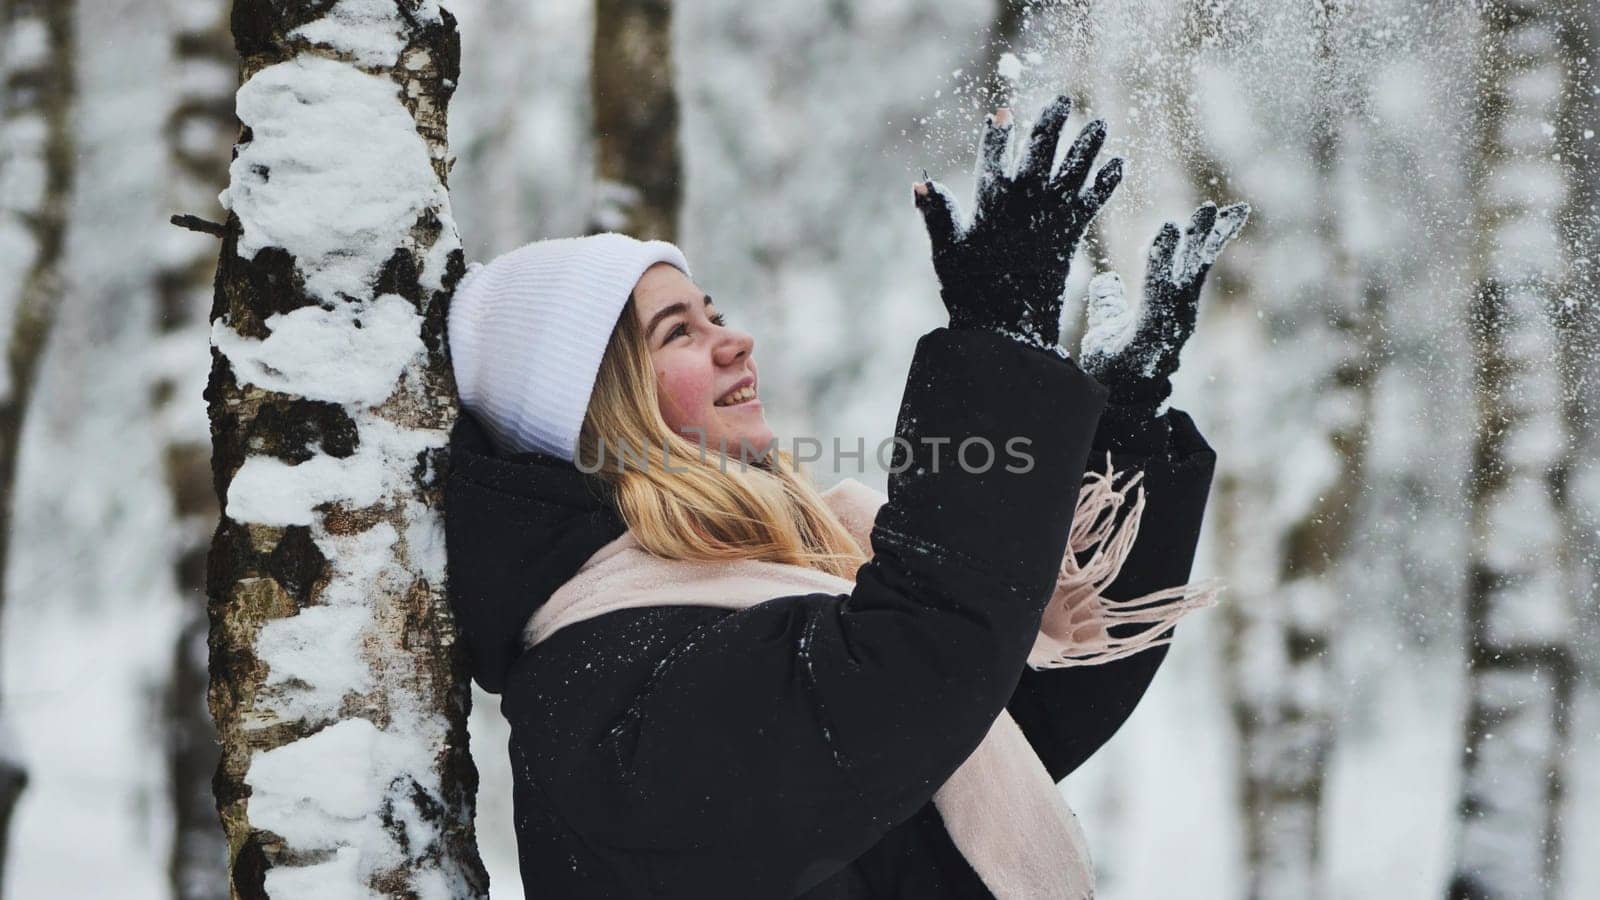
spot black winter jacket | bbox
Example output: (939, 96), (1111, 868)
(444, 327), (1218, 899)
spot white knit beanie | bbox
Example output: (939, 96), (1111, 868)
(448, 233), (692, 460)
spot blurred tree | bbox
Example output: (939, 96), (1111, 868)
(1554, 0), (1600, 665)
(1239, 4), (1384, 896)
(0, 0), (73, 889)
(1448, 2), (1580, 897)
(155, 1), (233, 895)
(1169, 1), (1390, 894)
(204, 2), (487, 895)
(590, 0), (680, 240)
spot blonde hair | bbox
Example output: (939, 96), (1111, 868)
(577, 301), (867, 580)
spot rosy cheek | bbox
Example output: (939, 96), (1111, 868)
(654, 367), (714, 432)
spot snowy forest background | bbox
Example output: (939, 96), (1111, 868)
(2, 0), (1598, 898)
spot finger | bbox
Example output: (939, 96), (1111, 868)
(914, 179), (963, 249)
(1176, 202), (1218, 283)
(974, 109), (1014, 219)
(1145, 221), (1181, 292)
(1015, 94), (1073, 186)
(1079, 156), (1124, 218)
(1200, 201), (1251, 263)
(1052, 119), (1107, 198)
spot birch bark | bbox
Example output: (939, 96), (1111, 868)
(206, 2), (487, 895)
(1448, 3), (1580, 897)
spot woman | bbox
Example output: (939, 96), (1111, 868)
(445, 96), (1247, 899)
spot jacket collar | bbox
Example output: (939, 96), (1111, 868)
(443, 410), (625, 693)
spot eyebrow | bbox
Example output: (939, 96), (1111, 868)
(645, 293), (714, 341)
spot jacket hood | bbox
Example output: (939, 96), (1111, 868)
(445, 409), (625, 693)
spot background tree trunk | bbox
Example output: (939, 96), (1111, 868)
(1554, 0), (1600, 670)
(155, 0), (234, 895)
(1448, 2), (1579, 897)
(0, 0), (74, 888)
(1242, 5), (1385, 897)
(1164, 4), (1320, 893)
(205, 2), (487, 895)
(1167, 2), (1389, 894)
(590, 0), (681, 240)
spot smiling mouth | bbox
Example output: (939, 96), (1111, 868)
(715, 383), (758, 407)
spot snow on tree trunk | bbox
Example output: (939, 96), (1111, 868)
(0, 0), (73, 885)
(205, 2), (487, 896)
(1447, 3), (1580, 898)
(156, 1), (235, 896)
(590, 0), (681, 240)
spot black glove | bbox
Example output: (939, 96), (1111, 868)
(916, 95), (1123, 353)
(1079, 201), (1250, 410)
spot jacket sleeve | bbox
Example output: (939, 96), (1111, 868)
(1005, 404), (1219, 783)
(547, 328), (1109, 898)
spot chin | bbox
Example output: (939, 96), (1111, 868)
(724, 428), (776, 458)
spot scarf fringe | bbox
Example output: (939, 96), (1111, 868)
(1028, 451), (1225, 670)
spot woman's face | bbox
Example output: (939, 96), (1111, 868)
(631, 262), (774, 457)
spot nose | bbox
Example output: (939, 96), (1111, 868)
(713, 324), (755, 368)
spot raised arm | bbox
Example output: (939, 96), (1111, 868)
(1007, 407), (1218, 781)
(1009, 200), (1248, 781)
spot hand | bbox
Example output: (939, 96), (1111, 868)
(1079, 201), (1250, 409)
(915, 95), (1124, 352)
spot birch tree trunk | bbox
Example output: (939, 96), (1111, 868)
(206, 2), (487, 895)
(1172, 2), (1387, 894)
(1553, 0), (1600, 652)
(590, 0), (680, 240)
(1242, 6), (1384, 897)
(1448, 2), (1579, 897)
(157, 0), (234, 895)
(1162, 6), (1306, 894)
(0, 0), (73, 887)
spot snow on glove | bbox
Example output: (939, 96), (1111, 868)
(1079, 201), (1249, 409)
(915, 95), (1124, 353)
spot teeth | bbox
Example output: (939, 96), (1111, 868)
(717, 385), (756, 406)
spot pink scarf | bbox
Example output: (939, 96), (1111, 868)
(525, 455), (1222, 898)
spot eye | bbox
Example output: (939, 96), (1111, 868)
(663, 311), (725, 344)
